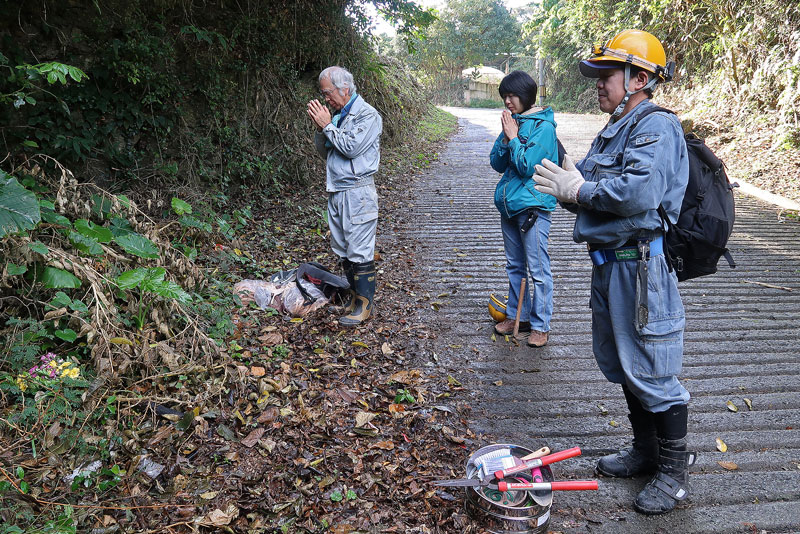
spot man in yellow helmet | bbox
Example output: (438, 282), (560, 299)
(532, 30), (693, 515)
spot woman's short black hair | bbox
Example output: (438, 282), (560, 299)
(498, 70), (538, 110)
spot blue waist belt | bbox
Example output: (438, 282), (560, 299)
(589, 235), (664, 266)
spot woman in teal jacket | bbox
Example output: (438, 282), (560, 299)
(489, 70), (558, 347)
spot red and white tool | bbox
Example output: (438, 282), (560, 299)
(493, 446), (582, 480)
(434, 478), (599, 491)
(497, 480), (598, 492)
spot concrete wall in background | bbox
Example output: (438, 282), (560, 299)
(464, 80), (502, 105)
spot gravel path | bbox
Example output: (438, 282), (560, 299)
(409, 107), (800, 534)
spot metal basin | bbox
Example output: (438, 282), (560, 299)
(464, 443), (553, 534)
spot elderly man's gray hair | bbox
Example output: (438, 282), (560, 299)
(319, 66), (357, 96)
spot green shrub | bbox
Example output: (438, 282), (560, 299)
(467, 98), (505, 108)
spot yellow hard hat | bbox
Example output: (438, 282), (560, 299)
(488, 294), (507, 322)
(580, 29), (674, 82)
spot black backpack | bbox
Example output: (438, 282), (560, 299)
(634, 106), (737, 281)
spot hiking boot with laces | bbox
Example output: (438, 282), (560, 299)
(527, 330), (548, 347)
(494, 319), (530, 341)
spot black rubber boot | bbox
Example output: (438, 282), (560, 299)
(339, 261), (375, 327)
(337, 258), (356, 314)
(634, 403), (696, 515)
(596, 386), (658, 477)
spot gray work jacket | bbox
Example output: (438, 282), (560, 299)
(314, 96), (383, 193)
(571, 100), (689, 248)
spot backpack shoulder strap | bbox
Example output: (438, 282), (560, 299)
(657, 205), (674, 228)
(646, 106), (680, 242)
(556, 137), (567, 167)
(685, 132), (724, 172)
(656, 204), (676, 272)
(632, 105), (675, 127)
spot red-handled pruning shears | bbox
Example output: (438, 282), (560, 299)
(433, 446), (595, 492)
(433, 478), (598, 491)
(498, 480), (597, 492)
(492, 446), (582, 480)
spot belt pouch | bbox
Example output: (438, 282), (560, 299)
(520, 209), (539, 233)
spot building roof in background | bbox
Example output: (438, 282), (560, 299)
(462, 66), (505, 84)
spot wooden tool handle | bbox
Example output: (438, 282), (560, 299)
(520, 446), (550, 461)
(512, 277), (526, 337)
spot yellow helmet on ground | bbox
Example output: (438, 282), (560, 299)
(579, 29), (674, 82)
(488, 294), (507, 322)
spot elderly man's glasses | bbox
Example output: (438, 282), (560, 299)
(321, 88), (337, 97)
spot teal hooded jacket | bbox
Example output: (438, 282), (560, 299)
(490, 107), (558, 218)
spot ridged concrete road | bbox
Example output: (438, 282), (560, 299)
(410, 107), (800, 533)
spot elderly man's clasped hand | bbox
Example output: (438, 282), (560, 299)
(533, 154), (585, 204)
(307, 99), (332, 131)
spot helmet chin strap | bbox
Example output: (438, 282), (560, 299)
(610, 63), (659, 120)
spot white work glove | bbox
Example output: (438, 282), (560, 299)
(533, 155), (585, 203)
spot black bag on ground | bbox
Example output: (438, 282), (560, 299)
(634, 106), (737, 281)
(296, 262), (349, 301)
(268, 262), (349, 305)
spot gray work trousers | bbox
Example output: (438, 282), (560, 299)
(327, 185), (378, 263)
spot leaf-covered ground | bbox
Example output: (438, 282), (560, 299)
(1, 108), (476, 533)
(157, 108), (473, 533)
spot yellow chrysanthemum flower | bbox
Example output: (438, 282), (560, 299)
(60, 365), (79, 379)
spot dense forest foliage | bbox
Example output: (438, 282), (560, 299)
(531, 0), (800, 147)
(0, 1), (434, 193)
(0, 0), (435, 394)
(0, 0), (439, 398)
(392, 0), (523, 102)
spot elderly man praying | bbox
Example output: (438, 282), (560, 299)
(306, 66), (383, 327)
